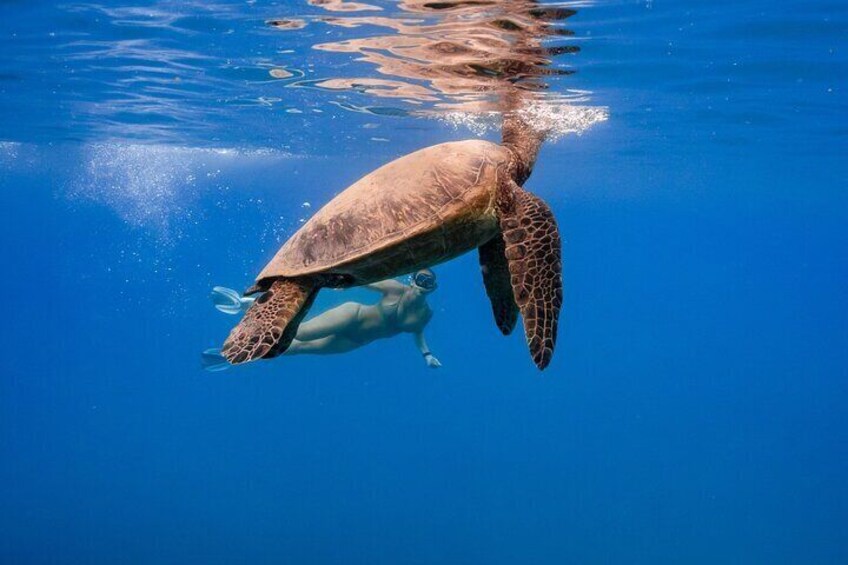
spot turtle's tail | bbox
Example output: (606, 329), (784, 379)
(221, 277), (318, 365)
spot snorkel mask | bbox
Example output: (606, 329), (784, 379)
(411, 270), (437, 292)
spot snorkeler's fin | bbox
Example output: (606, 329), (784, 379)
(201, 348), (230, 372)
(221, 277), (318, 364)
(499, 184), (563, 370)
(478, 234), (519, 335)
(211, 286), (255, 315)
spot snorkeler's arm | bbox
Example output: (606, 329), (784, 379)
(364, 279), (406, 295)
(413, 331), (441, 369)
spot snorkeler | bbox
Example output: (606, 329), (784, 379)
(203, 269), (442, 371)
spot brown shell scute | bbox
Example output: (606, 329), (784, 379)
(258, 140), (510, 280)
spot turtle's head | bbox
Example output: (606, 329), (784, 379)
(410, 269), (438, 294)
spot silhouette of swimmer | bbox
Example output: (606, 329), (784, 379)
(202, 269), (441, 371)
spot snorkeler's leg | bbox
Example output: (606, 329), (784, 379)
(294, 302), (362, 341)
(285, 335), (361, 356)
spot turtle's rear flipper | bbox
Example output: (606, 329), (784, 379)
(221, 278), (318, 365)
(479, 234), (519, 335)
(500, 186), (563, 370)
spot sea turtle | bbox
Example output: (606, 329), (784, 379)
(221, 114), (562, 369)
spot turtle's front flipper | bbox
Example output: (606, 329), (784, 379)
(479, 234), (519, 335)
(221, 278), (318, 365)
(500, 186), (563, 370)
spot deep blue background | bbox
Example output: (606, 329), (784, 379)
(1, 1), (847, 563)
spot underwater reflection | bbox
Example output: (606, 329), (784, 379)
(287, 0), (590, 119)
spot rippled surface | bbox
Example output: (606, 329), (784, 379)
(2, 0), (845, 153)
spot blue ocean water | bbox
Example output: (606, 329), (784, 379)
(1, 1), (846, 563)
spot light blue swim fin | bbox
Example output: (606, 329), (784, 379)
(211, 286), (255, 315)
(201, 348), (231, 372)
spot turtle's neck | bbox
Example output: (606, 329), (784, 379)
(502, 112), (545, 185)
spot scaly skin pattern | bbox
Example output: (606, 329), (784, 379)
(221, 278), (316, 364)
(499, 182), (563, 370)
